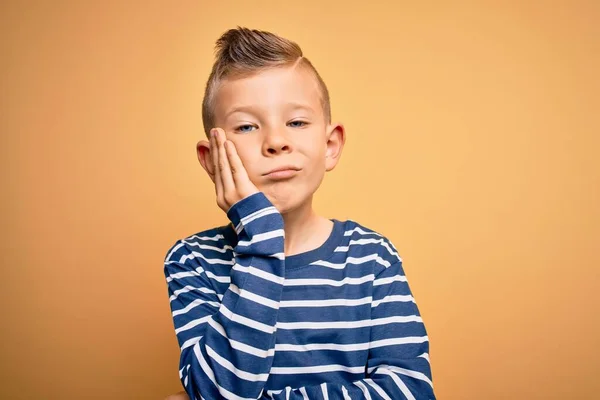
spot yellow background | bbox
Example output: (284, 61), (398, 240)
(2, 1), (598, 399)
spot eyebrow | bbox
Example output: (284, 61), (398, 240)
(224, 105), (254, 120)
(224, 103), (316, 120)
(287, 102), (316, 113)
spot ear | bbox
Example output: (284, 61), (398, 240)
(196, 139), (215, 182)
(325, 122), (345, 172)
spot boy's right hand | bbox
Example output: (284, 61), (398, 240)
(210, 127), (259, 213)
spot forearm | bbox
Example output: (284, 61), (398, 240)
(168, 192), (286, 400)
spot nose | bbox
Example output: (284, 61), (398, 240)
(262, 128), (292, 155)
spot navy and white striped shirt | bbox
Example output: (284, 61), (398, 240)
(164, 192), (435, 399)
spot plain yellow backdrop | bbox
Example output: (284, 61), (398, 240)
(2, 1), (598, 399)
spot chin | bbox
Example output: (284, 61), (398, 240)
(257, 173), (324, 214)
(262, 188), (307, 215)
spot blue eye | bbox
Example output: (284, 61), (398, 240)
(289, 120), (307, 128)
(235, 124), (256, 133)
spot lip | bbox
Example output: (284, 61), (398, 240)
(263, 166), (301, 179)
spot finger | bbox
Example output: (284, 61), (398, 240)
(215, 128), (235, 194)
(225, 139), (251, 186)
(210, 128), (223, 198)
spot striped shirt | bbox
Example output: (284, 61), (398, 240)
(164, 192), (436, 399)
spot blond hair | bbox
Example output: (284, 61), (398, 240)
(201, 27), (331, 136)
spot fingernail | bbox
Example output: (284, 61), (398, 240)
(210, 129), (216, 138)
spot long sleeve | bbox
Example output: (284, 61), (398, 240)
(260, 260), (435, 400)
(164, 192), (285, 400)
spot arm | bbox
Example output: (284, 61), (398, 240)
(165, 128), (286, 399)
(260, 260), (435, 400)
(165, 191), (285, 400)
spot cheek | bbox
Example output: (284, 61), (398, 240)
(306, 146), (327, 168)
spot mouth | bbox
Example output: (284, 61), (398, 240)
(263, 166), (301, 180)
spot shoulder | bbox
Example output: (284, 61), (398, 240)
(163, 223), (236, 267)
(338, 219), (403, 276)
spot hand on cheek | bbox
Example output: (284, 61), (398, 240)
(209, 127), (259, 213)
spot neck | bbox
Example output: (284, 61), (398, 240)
(280, 195), (332, 256)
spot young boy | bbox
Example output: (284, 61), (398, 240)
(164, 27), (435, 400)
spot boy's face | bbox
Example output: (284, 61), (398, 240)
(198, 64), (345, 214)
